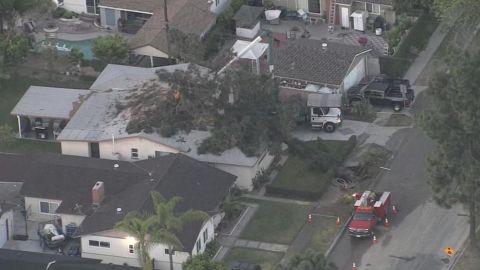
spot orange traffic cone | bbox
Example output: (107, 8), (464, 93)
(352, 262), (358, 270)
(308, 214), (312, 224)
(392, 205), (398, 215)
(336, 216), (340, 225)
(372, 235), (378, 244)
(385, 217), (390, 227)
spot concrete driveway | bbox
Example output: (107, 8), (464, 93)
(328, 94), (469, 270)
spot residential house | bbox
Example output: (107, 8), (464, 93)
(334, 0), (396, 29)
(18, 153), (235, 269)
(273, 39), (375, 99)
(52, 0), (100, 15)
(270, 0), (324, 15)
(97, 0), (230, 66)
(233, 5), (265, 40)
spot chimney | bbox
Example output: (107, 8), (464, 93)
(92, 181), (105, 206)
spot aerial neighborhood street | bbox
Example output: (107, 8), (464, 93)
(0, 0), (479, 270)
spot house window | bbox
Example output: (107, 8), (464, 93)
(129, 244), (135, 254)
(89, 240), (100, 247)
(366, 3), (381, 14)
(100, 241), (110, 248)
(196, 239), (202, 253)
(165, 249), (175, 255)
(215, 0), (219, 6)
(39, 201), (59, 214)
(203, 228), (208, 243)
(131, 148), (139, 159)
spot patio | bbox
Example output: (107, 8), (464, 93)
(261, 19), (389, 55)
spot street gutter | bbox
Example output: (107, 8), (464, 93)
(324, 214), (353, 258)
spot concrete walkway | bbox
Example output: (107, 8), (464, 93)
(242, 194), (313, 206)
(404, 26), (448, 86)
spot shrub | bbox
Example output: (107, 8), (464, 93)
(252, 169), (270, 190)
(204, 240), (220, 259)
(52, 7), (66, 18)
(68, 48), (84, 65)
(92, 35), (129, 64)
(0, 125), (15, 145)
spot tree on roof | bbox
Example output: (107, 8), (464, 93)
(419, 50), (480, 248)
(115, 211), (157, 270)
(150, 191), (209, 270)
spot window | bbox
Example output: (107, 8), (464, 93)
(215, 0), (219, 6)
(203, 228), (208, 243)
(89, 240), (99, 246)
(89, 240), (110, 248)
(312, 107), (323, 116)
(196, 239), (202, 253)
(40, 201), (59, 214)
(155, 151), (169, 158)
(165, 249), (175, 255)
(129, 245), (134, 254)
(366, 3), (381, 14)
(131, 148), (139, 159)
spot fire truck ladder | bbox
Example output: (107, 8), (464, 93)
(328, 0), (337, 33)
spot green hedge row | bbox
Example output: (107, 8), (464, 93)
(395, 13), (439, 59)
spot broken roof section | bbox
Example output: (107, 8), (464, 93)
(10, 86), (90, 119)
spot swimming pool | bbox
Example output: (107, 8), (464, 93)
(38, 38), (95, 60)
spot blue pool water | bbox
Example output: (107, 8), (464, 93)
(38, 39), (95, 60)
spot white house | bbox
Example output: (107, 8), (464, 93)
(97, 0), (229, 66)
(273, 39), (376, 99)
(19, 153), (235, 269)
(52, 0), (99, 14)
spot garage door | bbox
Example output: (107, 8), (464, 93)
(343, 57), (366, 91)
(0, 219), (7, 247)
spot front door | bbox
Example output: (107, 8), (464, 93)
(90, 142), (100, 158)
(341, 7), (350, 28)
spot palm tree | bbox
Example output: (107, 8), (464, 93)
(150, 191), (209, 270)
(115, 211), (157, 270)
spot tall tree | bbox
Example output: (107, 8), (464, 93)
(150, 191), (209, 270)
(115, 212), (157, 270)
(92, 34), (129, 64)
(433, 0), (480, 24)
(0, 0), (36, 33)
(419, 50), (480, 247)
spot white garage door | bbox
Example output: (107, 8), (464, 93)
(343, 57), (366, 91)
(0, 219), (7, 247)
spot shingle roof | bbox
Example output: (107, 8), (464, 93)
(273, 39), (370, 86)
(10, 86), (90, 119)
(233, 5), (264, 28)
(0, 153), (32, 182)
(128, 0), (216, 53)
(18, 153), (235, 251)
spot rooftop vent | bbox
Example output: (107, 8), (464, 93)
(322, 43), (327, 50)
(116, 208), (122, 214)
(113, 163), (119, 169)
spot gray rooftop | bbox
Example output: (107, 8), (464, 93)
(233, 5), (264, 28)
(58, 64), (262, 167)
(273, 39), (370, 86)
(10, 86), (90, 119)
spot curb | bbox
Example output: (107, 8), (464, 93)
(446, 224), (480, 270)
(325, 214), (353, 258)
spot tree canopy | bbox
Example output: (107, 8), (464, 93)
(277, 249), (336, 270)
(433, 0), (480, 24)
(419, 50), (480, 246)
(183, 255), (227, 270)
(92, 34), (129, 64)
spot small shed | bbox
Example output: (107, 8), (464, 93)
(307, 93), (343, 108)
(233, 5), (264, 39)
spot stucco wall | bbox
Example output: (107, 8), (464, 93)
(61, 141), (90, 157)
(99, 137), (179, 161)
(236, 22), (260, 40)
(343, 54), (366, 93)
(60, 214), (86, 234)
(209, 0), (230, 14)
(61, 0), (87, 14)
(25, 197), (62, 221)
(0, 210), (14, 246)
(82, 218), (214, 269)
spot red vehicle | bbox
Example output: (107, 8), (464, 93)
(348, 191), (391, 238)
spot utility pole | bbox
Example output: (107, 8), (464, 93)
(163, 0), (171, 61)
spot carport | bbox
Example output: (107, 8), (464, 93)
(10, 86), (90, 140)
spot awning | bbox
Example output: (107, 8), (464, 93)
(307, 93), (342, 108)
(232, 40), (269, 60)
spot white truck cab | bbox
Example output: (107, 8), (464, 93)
(307, 94), (342, 132)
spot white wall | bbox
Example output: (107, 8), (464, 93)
(343, 55), (366, 93)
(236, 22), (260, 40)
(53, 0), (87, 14)
(81, 218), (214, 270)
(99, 136), (179, 161)
(0, 210), (14, 247)
(25, 197), (62, 221)
(61, 141), (90, 157)
(210, 0), (230, 14)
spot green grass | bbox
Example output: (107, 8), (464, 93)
(384, 113), (414, 127)
(0, 74), (94, 154)
(453, 230), (480, 270)
(395, 13), (439, 59)
(240, 200), (312, 244)
(223, 248), (284, 270)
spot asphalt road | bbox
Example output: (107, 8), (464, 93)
(328, 94), (470, 270)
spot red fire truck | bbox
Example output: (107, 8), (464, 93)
(348, 191), (391, 238)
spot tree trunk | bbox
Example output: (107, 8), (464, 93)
(168, 246), (174, 270)
(469, 188), (477, 248)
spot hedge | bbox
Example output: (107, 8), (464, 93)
(379, 55), (413, 78)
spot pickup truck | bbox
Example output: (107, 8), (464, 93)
(347, 78), (415, 112)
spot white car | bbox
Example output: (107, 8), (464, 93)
(310, 106), (342, 132)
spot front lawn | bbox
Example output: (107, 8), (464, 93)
(240, 200), (312, 245)
(223, 248), (284, 270)
(384, 113), (413, 127)
(267, 139), (356, 200)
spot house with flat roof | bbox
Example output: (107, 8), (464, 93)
(273, 39), (374, 99)
(11, 64), (274, 191)
(14, 152), (235, 269)
(97, 0), (229, 66)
